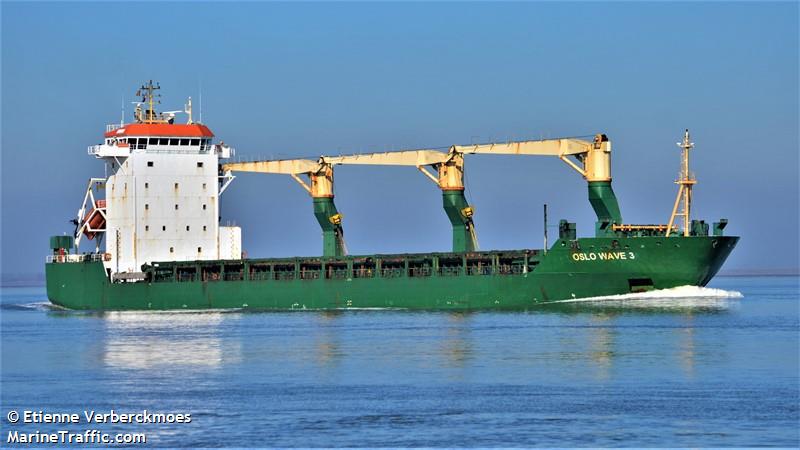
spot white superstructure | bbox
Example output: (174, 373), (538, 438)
(74, 81), (240, 278)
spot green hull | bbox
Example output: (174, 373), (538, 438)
(46, 236), (738, 311)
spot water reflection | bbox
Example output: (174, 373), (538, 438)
(101, 312), (241, 370)
(314, 312), (343, 368)
(588, 313), (616, 381)
(538, 298), (734, 314)
(88, 293), (730, 378)
(678, 315), (696, 378)
(440, 313), (474, 369)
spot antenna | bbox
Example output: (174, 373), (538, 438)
(136, 80), (162, 123)
(543, 203), (548, 254)
(185, 97), (193, 124)
(120, 94), (125, 126)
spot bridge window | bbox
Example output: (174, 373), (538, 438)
(169, 138), (178, 145)
(159, 138), (168, 145)
(190, 139), (199, 146)
(149, 138), (158, 145)
(180, 139), (189, 146)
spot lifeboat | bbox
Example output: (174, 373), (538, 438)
(82, 199), (106, 240)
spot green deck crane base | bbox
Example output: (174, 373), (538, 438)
(588, 181), (623, 234)
(313, 197), (345, 257)
(442, 190), (476, 253)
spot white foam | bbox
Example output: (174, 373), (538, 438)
(542, 285), (743, 307)
(17, 301), (66, 311)
(585, 285), (742, 301)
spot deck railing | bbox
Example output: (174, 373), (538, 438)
(46, 253), (105, 263)
(88, 144), (233, 155)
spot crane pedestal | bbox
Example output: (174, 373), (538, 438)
(588, 181), (622, 236)
(442, 190), (476, 253)
(313, 197), (345, 258)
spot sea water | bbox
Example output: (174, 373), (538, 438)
(1, 276), (797, 447)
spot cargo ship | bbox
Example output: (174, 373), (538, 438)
(45, 82), (738, 310)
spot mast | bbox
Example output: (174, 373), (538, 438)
(136, 80), (162, 123)
(666, 129), (696, 237)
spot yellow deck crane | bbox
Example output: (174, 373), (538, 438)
(443, 133), (623, 237)
(221, 150), (465, 257)
(222, 134), (626, 257)
(219, 158), (348, 258)
(321, 150), (479, 254)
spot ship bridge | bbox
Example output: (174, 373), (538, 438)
(89, 123), (233, 158)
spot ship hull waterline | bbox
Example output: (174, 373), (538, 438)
(46, 236), (738, 311)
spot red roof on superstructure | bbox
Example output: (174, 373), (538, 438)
(105, 123), (214, 138)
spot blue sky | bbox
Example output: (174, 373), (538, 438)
(1, 2), (798, 275)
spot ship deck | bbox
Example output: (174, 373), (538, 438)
(143, 249), (543, 283)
